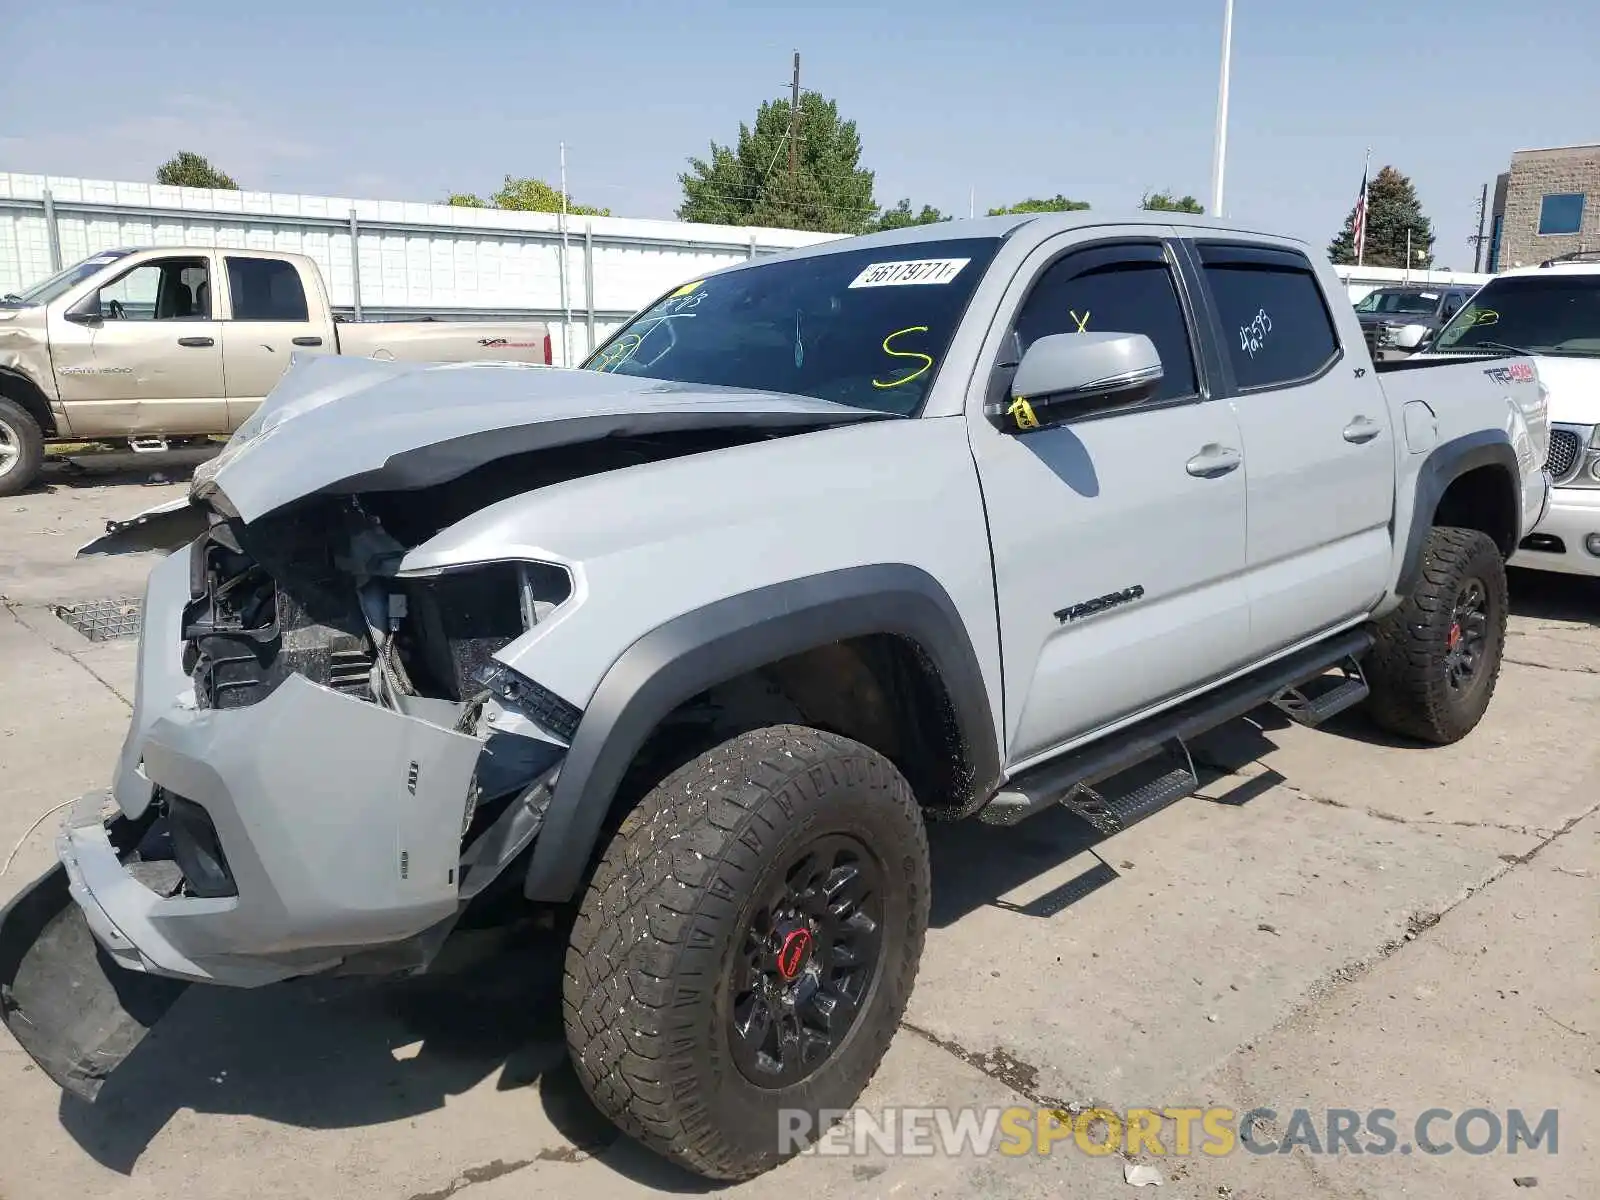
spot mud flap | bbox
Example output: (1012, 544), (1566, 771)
(0, 864), (189, 1100)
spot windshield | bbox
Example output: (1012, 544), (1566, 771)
(1354, 289), (1439, 316)
(1433, 276), (1600, 358)
(1, 250), (134, 308)
(581, 237), (1003, 416)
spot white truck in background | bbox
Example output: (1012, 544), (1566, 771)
(0, 247), (552, 496)
(1424, 251), (1600, 577)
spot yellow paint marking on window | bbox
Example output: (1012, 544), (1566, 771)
(871, 325), (935, 389)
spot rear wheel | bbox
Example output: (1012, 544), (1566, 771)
(563, 724), (929, 1180)
(1365, 526), (1508, 744)
(0, 397), (45, 498)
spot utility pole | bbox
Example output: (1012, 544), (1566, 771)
(1209, 0), (1235, 217)
(788, 51), (801, 180)
(1470, 182), (1489, 273)
(559, 141), (572, 366)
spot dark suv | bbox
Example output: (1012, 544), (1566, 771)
(1354, 285), (1476, 360)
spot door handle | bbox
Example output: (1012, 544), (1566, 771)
(1186, 445), (1243, 478)
(176, 336), (215, 348)
(1343, 416), (1382, 444)
(292, 336), (323, 347)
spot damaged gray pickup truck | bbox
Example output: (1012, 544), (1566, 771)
(0, 213), (1551, 1181)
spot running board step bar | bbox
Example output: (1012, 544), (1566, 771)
(980, 626), (1376, 828)
(1060, 740), (1198, 835)
(1270, 656), (1369, 728)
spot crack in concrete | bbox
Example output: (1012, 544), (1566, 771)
(405, 1158), (535, 1200)
(1272, 781), (1551, 838)
(899, 1021), (1100, 1115)
(2, 601), (133, 708)
(1505, 656), (1600, 675)
(1300, 799), (1600, 1000)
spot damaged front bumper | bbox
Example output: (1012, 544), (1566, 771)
(1, 537), (565, 1098)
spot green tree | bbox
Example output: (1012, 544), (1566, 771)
(872, 198), (949, 231)
(446, 175), (609, 215)
(1328, 165), (1434, 268)
(987, 194), (1090, 216)
(155, 151), (238, 190)
(678, 92), (877, 234)
(1141, 190), (1204, 213)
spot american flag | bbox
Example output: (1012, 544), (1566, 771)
(1352, 162), (1370, 262)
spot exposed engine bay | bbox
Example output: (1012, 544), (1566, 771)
(0, 353), (899, 1100)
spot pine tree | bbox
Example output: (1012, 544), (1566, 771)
(678, 93), (877, 234)
(155, 151), (238, 190)
(1328, 166), (1435, 268)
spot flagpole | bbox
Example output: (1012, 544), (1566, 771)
(1209, 0), (1235, 216)
(1356, 146), (1371, 267)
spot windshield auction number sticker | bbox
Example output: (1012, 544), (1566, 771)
(848, 258), (971, 289)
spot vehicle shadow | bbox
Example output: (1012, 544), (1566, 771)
(34, 446), (219, 492)
(1508, 567), (1597, 625)
(53, 925), (722, 1191)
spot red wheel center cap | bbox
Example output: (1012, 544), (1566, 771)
(777, 928), (813, 981)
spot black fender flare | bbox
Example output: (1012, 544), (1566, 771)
(1395, 429), (1522, 599)
(522, 564), (1001, 902)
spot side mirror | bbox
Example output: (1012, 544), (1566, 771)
(987, 332), (1163, 433)
(63, 292), (102, 324)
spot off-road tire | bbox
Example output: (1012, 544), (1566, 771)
(563, 724), (930, 1181)
(0, 396), (45, 498)
(1365, 526), (1508, 745)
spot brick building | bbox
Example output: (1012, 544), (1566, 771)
(1487, 142), (1600, 271)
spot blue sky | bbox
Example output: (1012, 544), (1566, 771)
(3, 0), (1595, 267)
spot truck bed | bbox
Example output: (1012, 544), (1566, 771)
(334, 319), (551, 365)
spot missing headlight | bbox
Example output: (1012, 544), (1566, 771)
(396, 562), (572, 702)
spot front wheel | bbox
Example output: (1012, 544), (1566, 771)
(1365, 526), (1508, 744)
(0, 397), (45, 498)
(563, 725), (930, 1180)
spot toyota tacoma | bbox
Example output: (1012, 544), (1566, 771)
(0, 213), (1552, 1180)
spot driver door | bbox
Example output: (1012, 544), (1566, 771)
(966, 233), (1252, 767)
(47, 254), (226, 437)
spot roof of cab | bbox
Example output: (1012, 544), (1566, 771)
(702, 210), (1314, 278)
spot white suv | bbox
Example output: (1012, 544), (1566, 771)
(1428, 254), (1600, 577)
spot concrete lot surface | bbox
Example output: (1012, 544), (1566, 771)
(1, 457), (1595, 1200)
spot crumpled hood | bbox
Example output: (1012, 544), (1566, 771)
(192, 354), (890, 522)
(1530, 356), (1600, 426)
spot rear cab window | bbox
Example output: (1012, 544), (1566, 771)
(1195, 243), (1342, 389)
(226, 257), (310, 322)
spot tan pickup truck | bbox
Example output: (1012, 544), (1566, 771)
(0, 246), (552, 495)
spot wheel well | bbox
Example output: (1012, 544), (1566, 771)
(0, 370), (57, 437)
(1433, 464), (1518, 559)
(608, 634), (980, 839)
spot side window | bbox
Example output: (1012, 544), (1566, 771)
(1440, 294), (1463, 320)
(1009, 244), (1199, 404)
(97, 258), (210, 321)
(1198, 245), (1340, 390)
(227, 257), (310, 322)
